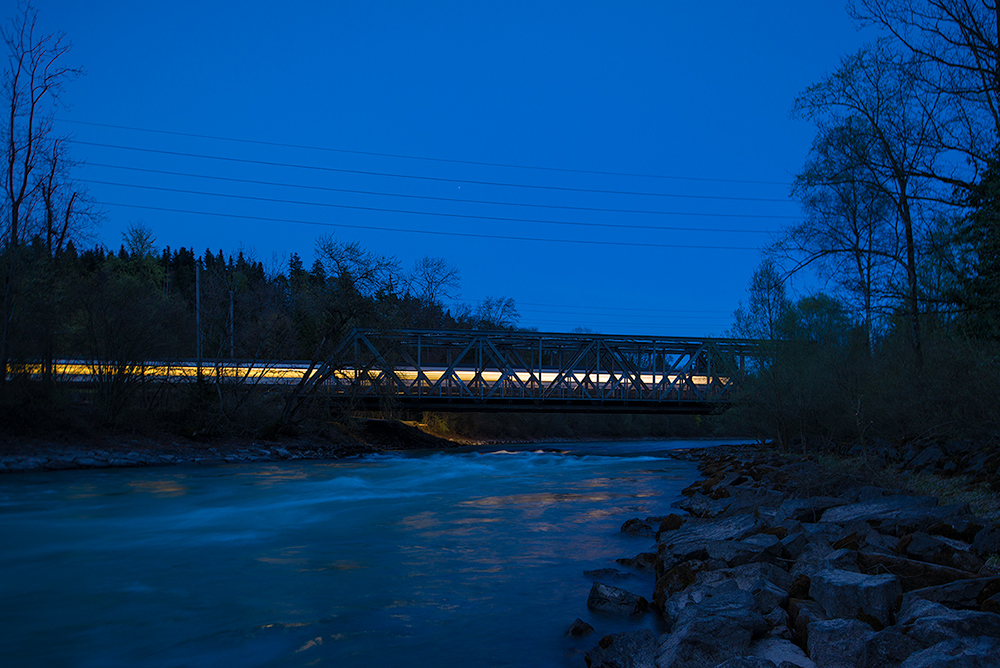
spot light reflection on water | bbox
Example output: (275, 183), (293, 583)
(0, 439), (735, 667)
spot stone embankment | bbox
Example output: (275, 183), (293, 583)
(576, 445), (1000, 668)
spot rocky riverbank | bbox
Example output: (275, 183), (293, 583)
(0, 419), (461, 473)
(575, 444), (1000, 668)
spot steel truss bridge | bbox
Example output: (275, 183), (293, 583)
(323, 329), (758, 414)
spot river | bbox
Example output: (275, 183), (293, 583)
(0, 439), (727, 667)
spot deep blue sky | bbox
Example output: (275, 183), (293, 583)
(24, 1), (869, 336)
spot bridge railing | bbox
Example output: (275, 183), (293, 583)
(322, 329), (760, 412)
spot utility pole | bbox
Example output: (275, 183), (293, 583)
(229, 287), (234, 359)
(196, 260), (202, 380)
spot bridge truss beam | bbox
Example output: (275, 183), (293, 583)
(324, 329), (758, 414)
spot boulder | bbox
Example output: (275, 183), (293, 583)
(927, 516), (984, 543)
(790, 541), (835, 580)
(909, 446), (945, 471)
(713, 658), (778, 668)
(696, 562), (794, 595)
(617, 552), (657, 572)
(864, 626), (924, 668)
(656, 587), (768, 668)
(787, 598), (828, 648)
(753, 578), (789, 615)
(819, 496), (937, 525)
(899, 636), (1000, 668)
(706, 538), (782, 568)
(971, 524), (1000, 558)
(806, 619), (874, 668)
(897, 532), (985, 573)
(905, 607), (1000, 648)
(899, 577), (1000, 612)
(822, 548), (859, 572)
(566, 618), (595, 637)
(584, 629), (656, 668)
(660, 513), (762, 550)
(781, 531), (811, 561)
(877, 504), (980, 539)
(857, 552), (979, 591)
(774, 497), (846, 524)
(654, 560), (707, 610)
(621, 517), (655, 537)
(809, 568), (901, 628)
(748, 637), (815, 668)
(673, 492), (733, 518)
(657, 513), (686, 537)
(762, 607), (793, 640)
(586, 582), (649, 616)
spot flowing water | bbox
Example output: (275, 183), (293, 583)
(0, 439), (732, 667)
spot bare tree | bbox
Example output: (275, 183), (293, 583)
(475, 296), (519, 330)
(794, 41), (945, 355)
(407, 256), (460, 306)
(777, 117), (903, 354)
(0, 2), (81, 388)
(851, 0), (999, 188)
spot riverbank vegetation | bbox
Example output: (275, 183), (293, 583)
(720, 1), (1000, 452)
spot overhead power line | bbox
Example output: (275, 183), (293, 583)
(86, 162), (800, 221)
(72, 140), (797, 204)
(95, 200), (760, 250)
(84, 179), (775, 235)
(456, 299), (731, 314)
(59, 118), (792, 186)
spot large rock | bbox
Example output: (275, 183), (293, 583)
(622, 517), (656, 537)
(748, 637), (815, 668)
(806, 619), (874, 668)
(820, 496), (937, 525)
(864, 626), (924, 668)
(660, 513), (763, 550)
(706, 536), (782, 568)
(567, 618), (595, 637)
(654, 560), (708, 610)
(905, 607), (1000, 647)
(762, 606), (793, 640)
(809, 568), (901, 628)
(585, 629), (657, 668)
(752, 578), (789, 615)
(656, 587), (768, 668)
(857, 552), (979, 591)
(587, 582), (649, 616)
(972, 524), (1000, 558)
(789, 599), (827, 649)
(658, 513), (764, 574)
(899, 636), (1000, 668)
(695, 562), (794, 594)
(877, 504), (981, 539)
(900, 577), (1000, 612)
(673, 492), (733, 518)
(617, 552), (658, 572)
(775, 497), (846, 524)
(897, 532), (985, 573)
(713, 658), (778, 668)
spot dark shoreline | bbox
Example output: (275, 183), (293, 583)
(0, 422), (746, 474)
